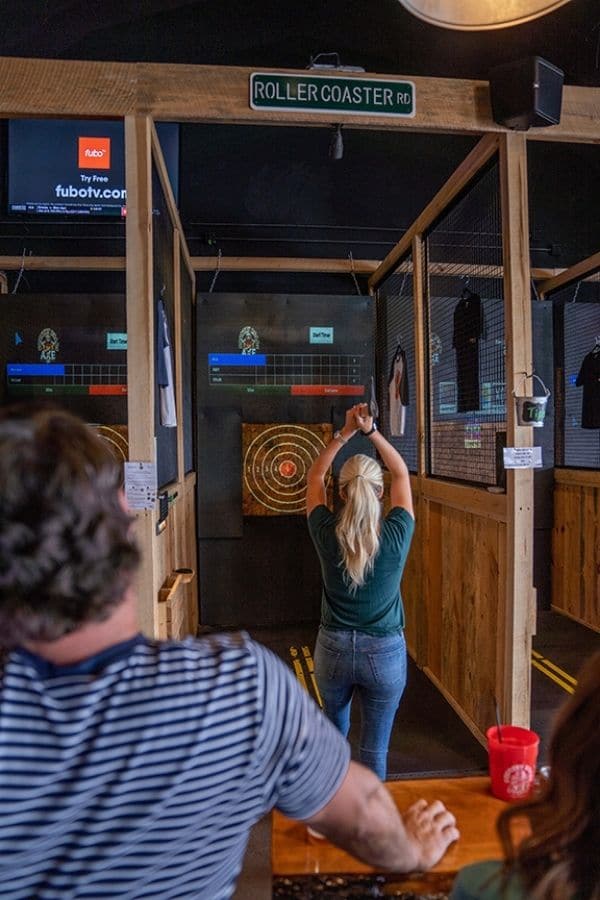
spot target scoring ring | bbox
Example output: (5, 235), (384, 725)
(243, 424), (330, 514)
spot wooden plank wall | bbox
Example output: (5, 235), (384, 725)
(427, 502), (504, 737)
(402, 481), (508, 743)
(401, 481), (424, 661)
(552, 470), (600, 632)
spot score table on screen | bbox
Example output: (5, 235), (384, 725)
(208, 352), (364, 396)
(6, 363), (127, 397)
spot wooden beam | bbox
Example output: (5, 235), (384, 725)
(368, 134), (500, 291)
(0, 256), (126, 270)
(536, 249), (600, 298)
(0, 255), (376, 275)
(499, 131), (535, 728)
(554, 468), (600, 488)
(2, 57), (600, 143)
(150, 121), (186, 245)
(0, 57), (138, 117)
(0, 253), (593, 286)
(125, 115), (157, 639)
(192, 256), (380, 274)
(419, 477), (508, 522)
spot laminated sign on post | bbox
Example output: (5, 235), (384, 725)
(503, 447), (543, 469)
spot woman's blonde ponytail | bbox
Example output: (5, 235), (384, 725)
(335, 454), (383, 591)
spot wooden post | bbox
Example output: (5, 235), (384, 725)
(499, 131), (535, 727)
(125, 115), (157, 637)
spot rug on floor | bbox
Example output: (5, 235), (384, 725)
(273, 874), (449, 899)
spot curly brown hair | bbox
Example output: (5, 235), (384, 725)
(497, 649), (600, 899)
(0, 403), (140, 648)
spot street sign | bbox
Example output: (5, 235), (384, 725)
(250, 72), (415, 117)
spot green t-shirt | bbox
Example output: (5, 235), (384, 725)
(307, 505), (414, 635)
(450, 860), (526, 900)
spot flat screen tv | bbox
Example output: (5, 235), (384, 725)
(7, 119), (178, 217)
(0, 293), (127, 427)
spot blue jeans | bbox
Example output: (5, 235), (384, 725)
(313, 627), (407, 781)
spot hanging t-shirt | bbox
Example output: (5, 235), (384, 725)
(576, 348), (600, 429)
(157, 297), (177, 428)
(388, 346), (409, 437)
(453, 292), (485, 412)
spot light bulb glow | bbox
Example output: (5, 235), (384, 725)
(398, 0), (572, 31)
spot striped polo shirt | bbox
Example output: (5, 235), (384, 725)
(0, 632), (350, 899)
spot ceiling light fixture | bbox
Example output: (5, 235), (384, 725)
(397, 0), (572, 31)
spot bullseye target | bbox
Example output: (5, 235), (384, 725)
(242, 423), (333, 516)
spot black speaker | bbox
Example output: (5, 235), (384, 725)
(489, 56), (564, 130)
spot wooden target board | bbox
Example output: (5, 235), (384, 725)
(92, 424), (129, 463)
(242, 423), (332, 516)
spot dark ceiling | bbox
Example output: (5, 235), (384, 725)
(2, 0), (600, 85)
(1, 0), (599, 292)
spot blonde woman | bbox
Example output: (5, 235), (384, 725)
(306, 403), (414, 780)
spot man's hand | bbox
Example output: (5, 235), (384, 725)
(402, 799), (460, 871)
(306, 762), (458, 873)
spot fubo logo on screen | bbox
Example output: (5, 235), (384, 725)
(78, 136), (111, 169)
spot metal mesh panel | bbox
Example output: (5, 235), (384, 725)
(375, 260), (418, 472)
(553, 281), (600, 468)
(426, 162), (506, 486)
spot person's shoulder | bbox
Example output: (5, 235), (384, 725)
(384, 506), (415, 534)
(307, 504), (335, 537)
(451, 860), (524, 900)
(308, 504), (334, 523)
(147, 631), (260, 674)
(386, 505), (414, 522)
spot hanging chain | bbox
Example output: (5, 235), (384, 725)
(209, 248), (222, 293)
(348, 251), (361, 295)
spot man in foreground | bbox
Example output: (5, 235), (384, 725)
(0, 403), (459, 899)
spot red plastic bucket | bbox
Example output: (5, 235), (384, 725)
(486, 725), (540, 801)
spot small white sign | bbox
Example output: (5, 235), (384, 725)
(503, 446), (543, 469)
(124, 461), (157, 510)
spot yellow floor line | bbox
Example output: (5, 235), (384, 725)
(291, 658), (308, 691)
(532, 658), (575, 694)
(301, 645), (323, 708)
(290, 644), (323, 707)
(289, 647), (308, 692)
(531, 649), (578, 686)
